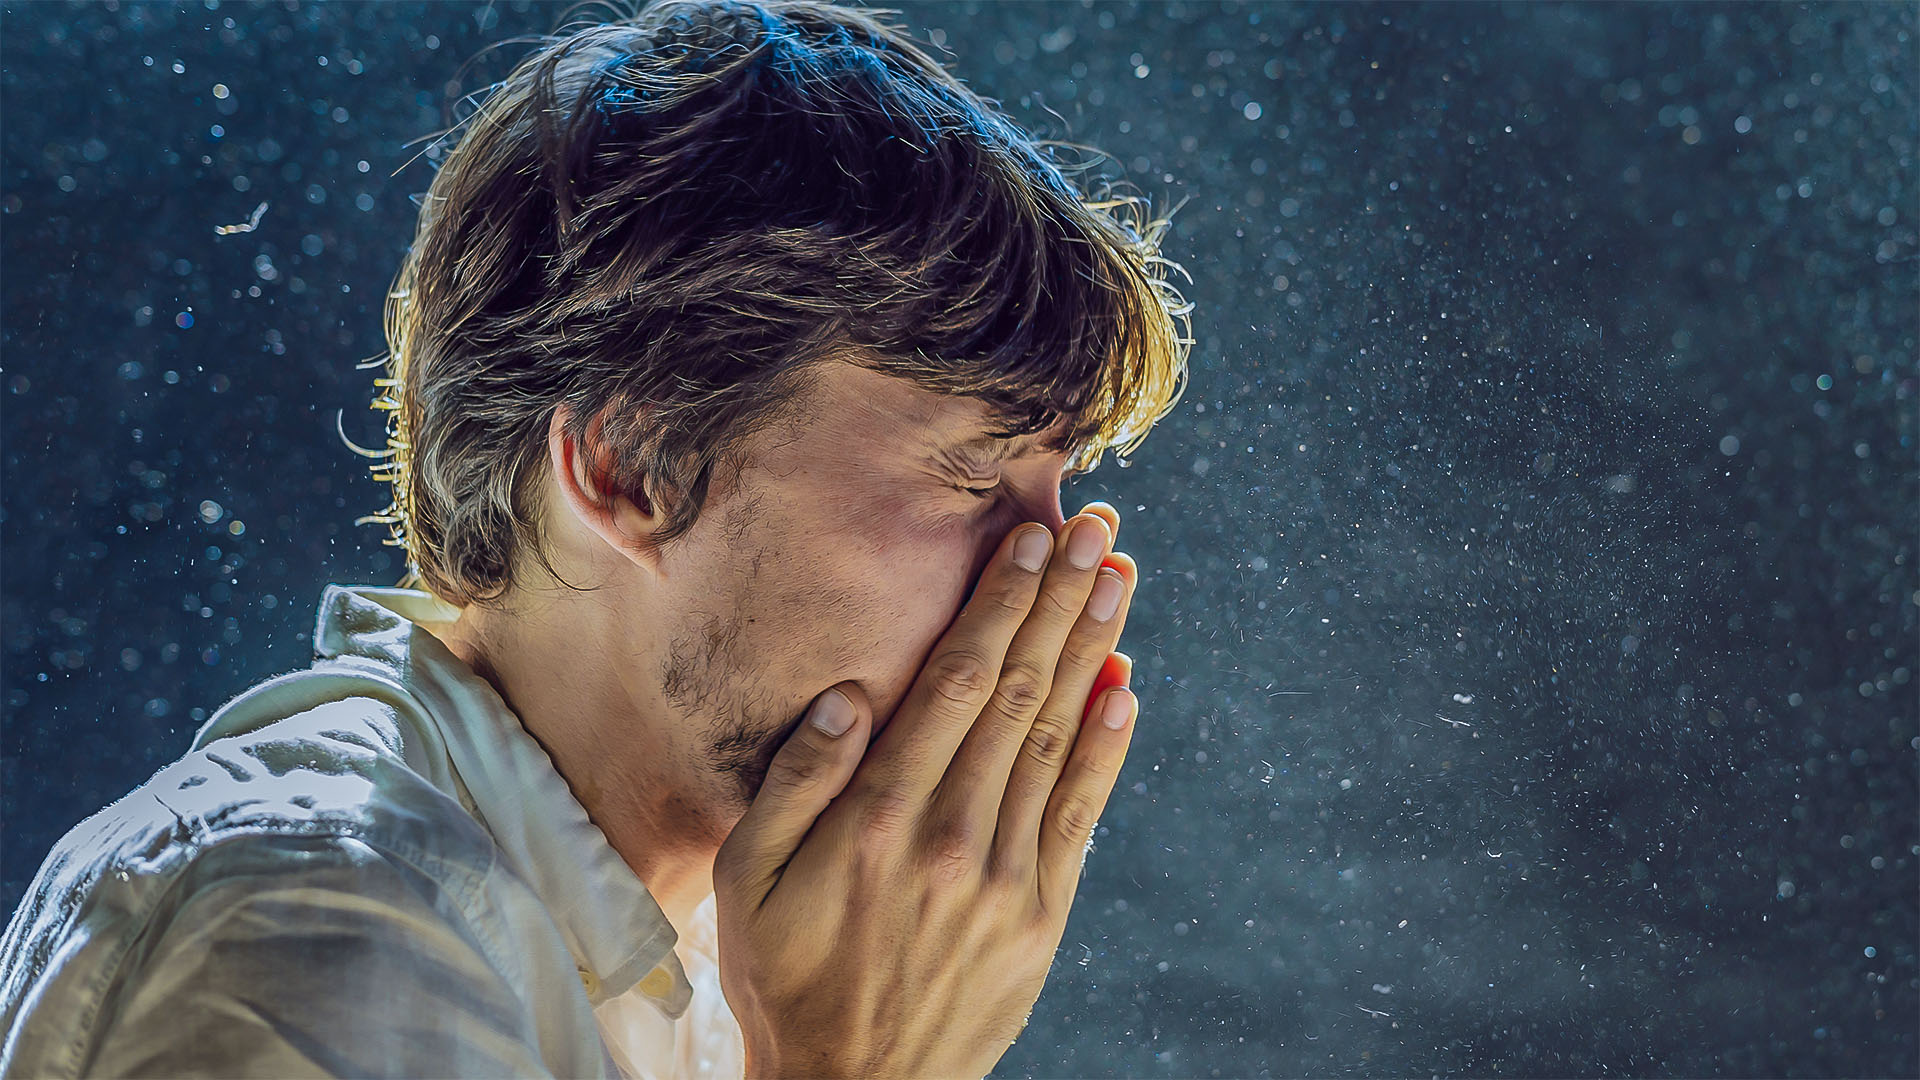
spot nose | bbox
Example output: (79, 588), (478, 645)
(1000, 489), (1121, 567)
(966, 482), (1120, 601)
(1021, 488), (1068, 537)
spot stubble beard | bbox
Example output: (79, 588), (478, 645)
(660, 604), (800, 815)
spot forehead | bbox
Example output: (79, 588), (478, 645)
(804, 360), (1067, 460)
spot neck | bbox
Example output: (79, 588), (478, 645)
(431, 595), (721, 935)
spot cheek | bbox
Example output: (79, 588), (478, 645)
(769, 472), (1001, 638)
(870, 499), (986, 591)
(804, 506), (982, 649)
(820, 485), (979, 580)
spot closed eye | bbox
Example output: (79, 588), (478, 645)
(958, 483), (1000, 500)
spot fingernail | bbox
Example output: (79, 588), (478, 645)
(809, 689), (854, 736)
(1100, 690), (1133, 730)
(1067, 518), (1107, 569)
(1013, 526), (1051, 572)
(1087, 572), (1123, 621)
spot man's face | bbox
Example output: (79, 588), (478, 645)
(630, 360), (1079, 820)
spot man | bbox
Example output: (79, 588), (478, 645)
(0, 0), (1192, 1075)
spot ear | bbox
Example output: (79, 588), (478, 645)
(547, 404), (663, 572)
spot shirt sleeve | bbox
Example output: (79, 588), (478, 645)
(82, 830), (556, 1079)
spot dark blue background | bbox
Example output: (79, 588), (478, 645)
(4, 2), (1914, 1076)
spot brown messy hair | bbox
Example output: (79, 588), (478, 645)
(357, 0), (1194, 608)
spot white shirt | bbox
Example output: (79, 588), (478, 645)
(0, 584), (746, 1079)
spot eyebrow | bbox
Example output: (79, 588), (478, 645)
(952, 430), (1029, 455)
(927, 431), (1095, 486)
(947, 432), (1039, 462)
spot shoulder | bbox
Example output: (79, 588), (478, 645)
(0, 667), (615, 1077)
(4, 827), (546, 1078)
(0, 695), (499, 1043)
(159, 693), (497, 873)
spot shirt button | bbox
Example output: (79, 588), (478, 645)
(578, 967), (601, 997)
(638, 966), (673, 998)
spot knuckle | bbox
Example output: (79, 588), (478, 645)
(1036, 584), (1082, 621)
(1051, 794), (1103, 852)
(764, 748), (833, 791)
(993, 668), (1047, 714)
(1064, 629), (1112, 666)
(856, 786), (920, 844)
(920, 818), (981, 882)
(1020, 715), (1076, 771)
(927, 650), (995, 707)
(989, 580), (1036, 616)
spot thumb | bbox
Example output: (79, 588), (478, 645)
(716, 682), (869, 904)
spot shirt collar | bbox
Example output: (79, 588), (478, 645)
(308, 583), (693, 1016)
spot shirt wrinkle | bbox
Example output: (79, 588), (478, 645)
(0, 583), (745, 1080)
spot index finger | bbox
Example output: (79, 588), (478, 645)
(851, 522), (1051, 806)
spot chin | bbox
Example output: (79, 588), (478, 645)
(711, 708), (805, 810)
